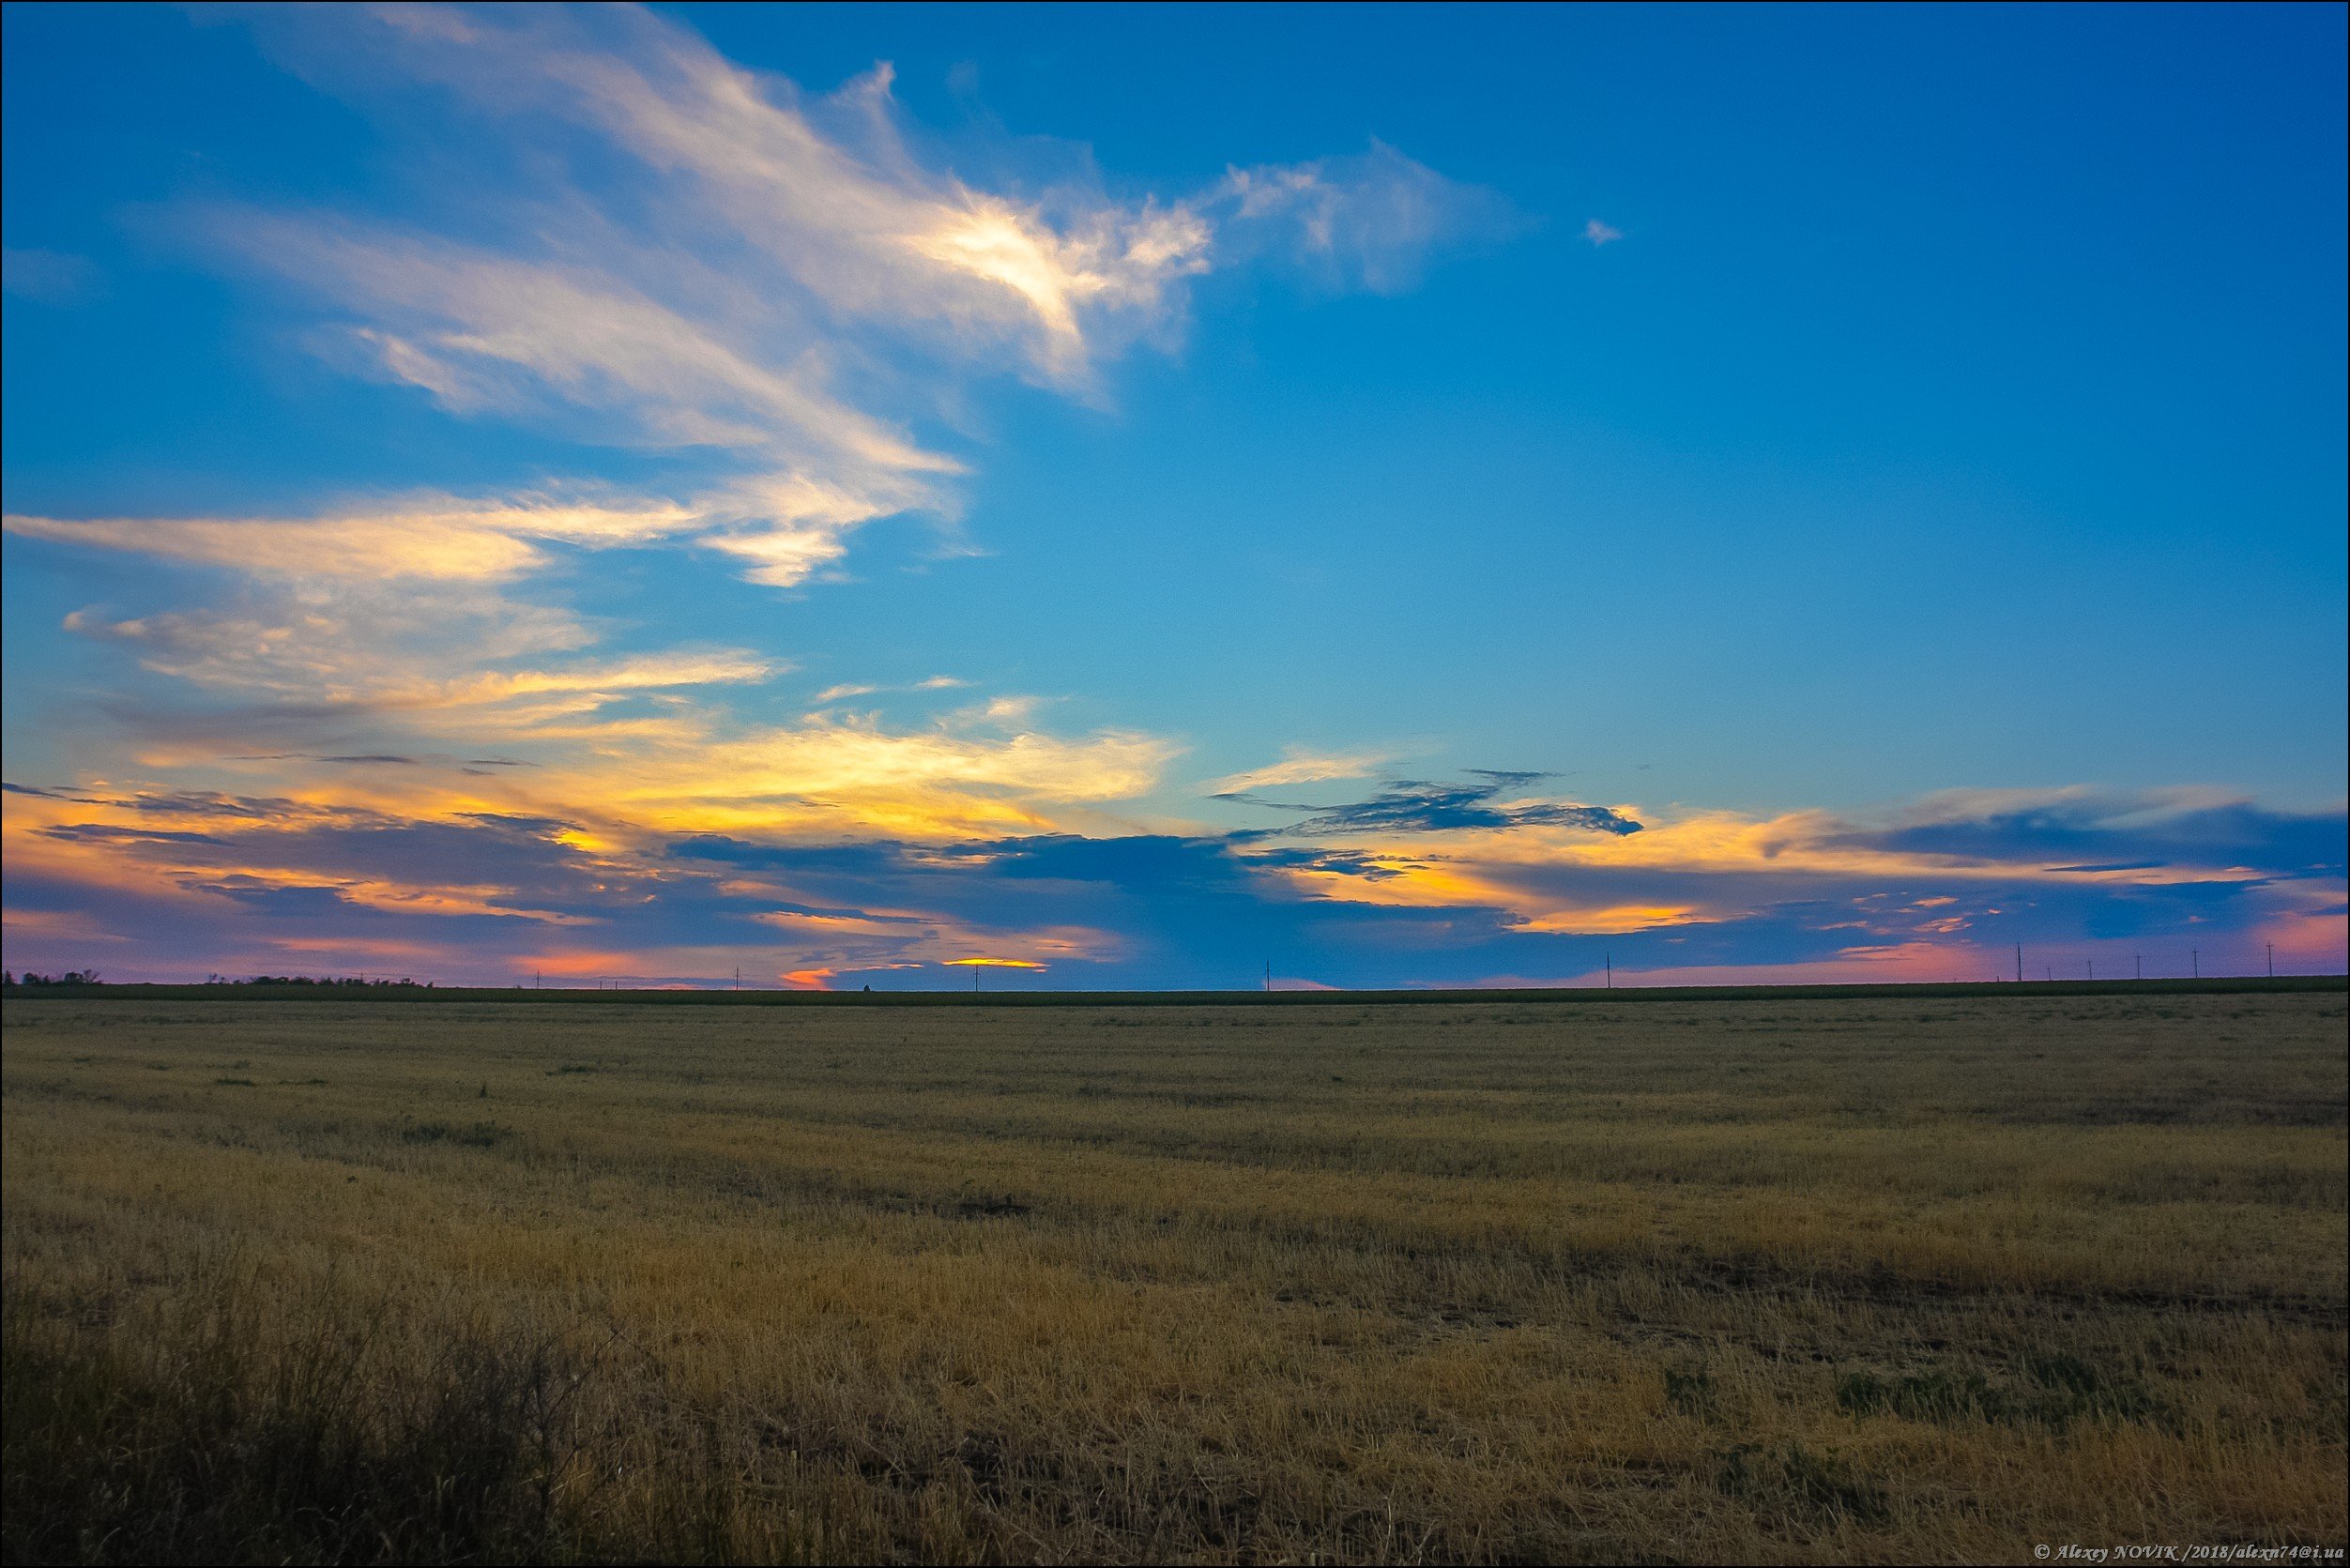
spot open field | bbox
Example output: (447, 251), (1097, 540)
(4, 990), (2345, 1564)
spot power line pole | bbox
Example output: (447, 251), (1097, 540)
(1263, 960), (1271, 993)
(2015, 943), (2022, 983)
(2134, 954), (2141, 981)
(2191, 948), (2199, 980)
(2087, 958), (2093, 981)
(1605, 952), (1612, 989)
(2267, 941), (2275, 978)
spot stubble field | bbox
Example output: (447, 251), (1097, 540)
(3, 989), (2344, 1564)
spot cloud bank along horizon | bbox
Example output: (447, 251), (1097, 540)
(3, 3), (2343, 987)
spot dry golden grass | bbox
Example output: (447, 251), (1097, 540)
(4, 991), (2344, 1563)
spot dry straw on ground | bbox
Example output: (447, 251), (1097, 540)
(4, 991), (2344, 1563)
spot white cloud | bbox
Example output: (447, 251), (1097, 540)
(1582, 219), (1623, 247)
(1222, 142), (1517, 293)
(230, 6), (1218, 390)
(813, 675), (969, 704)
(9, 3), (1503, 843)
(196, 4), (1504, 580)
(6, 494), (702, 582)
(1205, 748), (1405, 794)
(2, 245), (100, 303)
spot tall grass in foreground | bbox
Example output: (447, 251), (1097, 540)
(5, 1265), (587, 1565)
(4, 993), (2344, 1563)
(3, 1265), (887, 1566)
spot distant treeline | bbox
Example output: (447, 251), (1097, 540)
(6, 972), (433, 990)
(3, 974), (2342, 1006)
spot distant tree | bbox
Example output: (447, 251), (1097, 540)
(219, 973), (429, 989)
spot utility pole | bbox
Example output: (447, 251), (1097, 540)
(1605, 952), (1612, 989)
(2267, 942), (2275, 978)
(734, 965), (740, 991)
(2015, 943), (2022, 983)
(2134, 954), (2141, 981)
(1263, 960), (1271, 993)
(2087, 958), (2093, 981)
(2192, 948), (2199, 979)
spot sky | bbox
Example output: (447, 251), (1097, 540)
(4, 1), (2344, 990)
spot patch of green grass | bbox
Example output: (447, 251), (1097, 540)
(1663, 1364), (1718, 1421)
(1836, 1355), (2166, 1431)
(1717, 1441), (1889, 1529)
(399, 1120), (514, 1149)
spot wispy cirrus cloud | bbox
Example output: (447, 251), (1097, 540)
(7, 493), (705, 582)
(151, 0), (1502, 598)
(1221, 141), (1518, 294)
(813, 676), (970, 705)
(2, 245), (101, 303)
(235, 5), (1215, 387)
(1202, 746), (1405, 794)
(6, 1), (1505, 867)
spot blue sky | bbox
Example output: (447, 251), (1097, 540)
(4, 2), (2343, 987)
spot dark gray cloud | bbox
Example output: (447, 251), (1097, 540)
(3, 782), (105, 803)
(232, 752), (540, 769)
(40, 824), (227, 846)
(116, 790), (308, 821)
(1832, 799), (2346, 882)
(8, 782), (2341, 989)
(1219, 771), (1642, 839)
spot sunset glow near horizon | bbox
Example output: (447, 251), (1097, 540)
(4, 3), (2344, 990)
